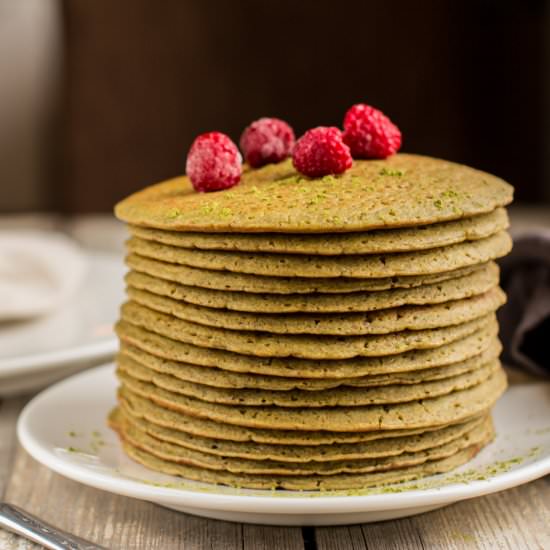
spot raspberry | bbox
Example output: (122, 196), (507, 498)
(292, 127), (352, 178)
(343, 103), (401, 159)
(240, 117), (295, 168)
(186, 132), (242, 192)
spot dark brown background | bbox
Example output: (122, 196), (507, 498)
(50, 0), (550, 211)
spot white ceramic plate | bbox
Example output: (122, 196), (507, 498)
(0, 254), (125, 396)
(17, 364), (550, 526)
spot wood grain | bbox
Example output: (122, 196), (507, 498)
(315, 477), (550, 549)
(0, 397), (27, 496)
(0, 397), (39, 550)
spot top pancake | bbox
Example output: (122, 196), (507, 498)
(115, 154), (513, 233)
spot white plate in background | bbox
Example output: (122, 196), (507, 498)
(17, 364), (550, 525)
(0, 253), (125, 395)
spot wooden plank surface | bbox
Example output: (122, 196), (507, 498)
(315, 476), (550, 549)
(0, 397), (27, 495)
(0, 397), (40, 550)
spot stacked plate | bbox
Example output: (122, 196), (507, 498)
(111, 153), (514, 490)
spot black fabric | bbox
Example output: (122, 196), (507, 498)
(498, 230), (550, 375)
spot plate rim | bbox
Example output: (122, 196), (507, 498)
(0, 339), (118, 377)
(17, 363), (550, 515)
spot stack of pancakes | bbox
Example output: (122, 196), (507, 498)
(111, 154), (514, 490)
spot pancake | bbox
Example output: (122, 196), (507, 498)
(113, 409), (493, 475)
(117, 337), (502, 391)
(128, 207), (509, 255)
(112, 153), (513, 490)
(117, 368), (507, 431)
(118, 406), (487, 462)
(126, 253), (487, 294)
(126, 230), (512, 278)
(115, 318), (498, 378)
(126, 285), (505, 335)
(115, 154), (513, 233)
(120, 302), (497, 359)
(117, 434), (492, 490)
(124, 261), (499, 313)
(119, 388), (491, 446)
(117, 358), (500, 407)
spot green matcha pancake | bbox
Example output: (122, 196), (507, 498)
(115, 154), (513, 233)
(117, 337), (502, 391)
(125, 261), (499, 314)
(117, 358), (499, 407)
(118, 388), (491, 446)
(112, 152), (513, 490)
(116, 432), (492, 490)
(116, 318), (498, 378)
(126, 253), (487, 294)
(117, 368), (506, 431)
(113, 410), (492, 475)
(116, 406), (486, 462)
(126, 231), (511, 279)
(128, 207), (508, 255)
(120, 302), (496, 359)
(126, 286), (505, 336)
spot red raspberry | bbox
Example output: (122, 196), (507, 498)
(186, 132), (242, 192)
(343, 103), (401, 159)
(240, 117), (295, 168)
(292, 127), (352, 178)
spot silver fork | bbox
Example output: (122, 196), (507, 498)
(0, 502), (107, 550)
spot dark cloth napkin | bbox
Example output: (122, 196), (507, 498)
(498, 229), (550, 375)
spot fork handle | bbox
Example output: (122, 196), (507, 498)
(0, 502), (107, 550)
